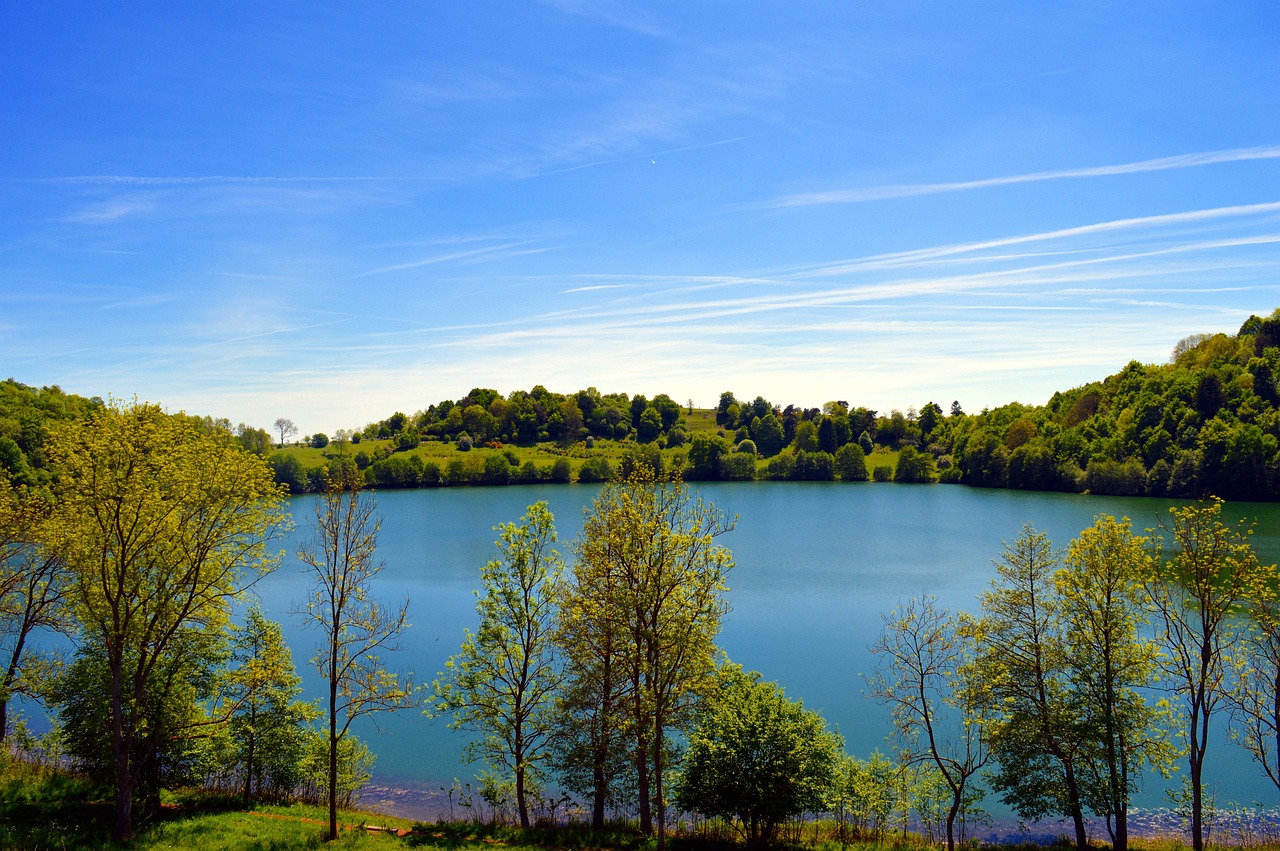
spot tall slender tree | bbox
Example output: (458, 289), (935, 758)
(226, 604), (316, 806)
(1059, 515), (1168, 851)
(433, 502), (564, 828)
(574, 468), (734, 850)
(966, 525), (1092, 850)
(298, 470), (415, 841)
(1148, 499), (1277, 851)
(868, 596), (988, 851)
(46, 403), (287, 841)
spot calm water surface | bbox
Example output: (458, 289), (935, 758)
(254, 483), (1280, 817)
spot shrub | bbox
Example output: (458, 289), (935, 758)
(872, 464), (892, 482)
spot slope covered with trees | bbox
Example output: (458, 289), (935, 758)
(947, 310), (1280, 500)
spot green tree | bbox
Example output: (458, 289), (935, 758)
(686, 433), (728, 480)
(46, 403), (287, 841)
(834, 443), (868, 481)
(298, 471), (415, 841)
(1059, 516), (1167, 851)
(52, 630), (229, 822)
(868, 596), (988, 851)
(751, 414), (786, 457)
(575, 468), (734, 849)
(226, 604), (316, 806)
(967, 526), (1090, 849)
(818, 417), (839, 454)
(1148, 499), (1278, 851)
(433, 502), (564, 828)
(793, 420), (819, 453)
(556, 523), (634, 828)
(676, 663), (842, 848)
(894, 445), (936, 483)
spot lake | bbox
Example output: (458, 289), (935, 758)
(252, 481), (1280, 823)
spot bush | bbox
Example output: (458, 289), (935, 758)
(457, 433), (473, 451)
(872, 464), (892, 482)
(764, 454), (795, 480)
(549, 457), (573, 483)
(735, 439), (757, 455)
(835, 443), (868, 481)
(721, 453), (757, 481)
(578, 456), (613, 483)
(791, 451), (834, 481)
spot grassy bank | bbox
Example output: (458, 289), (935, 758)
(5, 758), (1254, 850)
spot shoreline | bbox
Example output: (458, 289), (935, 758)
(357, 780), (1280, 846)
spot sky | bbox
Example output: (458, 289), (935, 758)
(2, 2), (1279, 436)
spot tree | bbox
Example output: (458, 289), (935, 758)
(793, 420), (819, 453)
(53, 628), (229, 819)
(686, 433), (728, 480)
(555, 528), (634, 829)
(834, 443), (868, 481)
(868, 596), (988, 851)
(575, 468), (734, 849)
(1228, 594), (1280, 794)
(298, 471), (416, 841)
(1059, 516), (1167, 851)
(274, 418), (298, 448)
(225, 604), (316, 806)
(676, 663), (842, 848)
(967, 525), (1090, 849)
(751, 414), (786, 457)
(46, 403), (287, 841)
(0, 480), (70, 743)
(433, 502), (564, 828)
(1147, 499), (1278, 851)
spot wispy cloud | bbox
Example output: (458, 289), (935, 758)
(762, 145), (1280, 209)
(354, 241), (552, 278)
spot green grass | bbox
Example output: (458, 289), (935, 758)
(0, 760), (414, 850)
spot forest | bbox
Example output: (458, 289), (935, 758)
(3, 309), (1280, 501)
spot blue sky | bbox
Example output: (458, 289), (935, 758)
(3, 2), (1279, 435)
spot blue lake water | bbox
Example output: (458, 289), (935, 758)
(249, 482), (1280, 822)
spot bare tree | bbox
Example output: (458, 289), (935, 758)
(274, 417), (298, 448)
(868, 596), (988, 851)
(297, 470), (415, 841)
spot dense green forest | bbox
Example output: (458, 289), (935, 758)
(4, 308), (1280, 499)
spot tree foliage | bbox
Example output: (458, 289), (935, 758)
(45, 402), (287, 841)
(572, 468), (734, 849)
(676, 663), (842, 848)
(1148, 499), (1278, 851)
(433, 502), (564, 828)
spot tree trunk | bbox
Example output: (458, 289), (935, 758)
(329, 676), (339, 841)
(653, 708), (667, 851)
(242, 730), (255, 808)
(516, 762), (529, 828)
(110, 662), (134, 842)
(1063, 762), (1087, 851)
